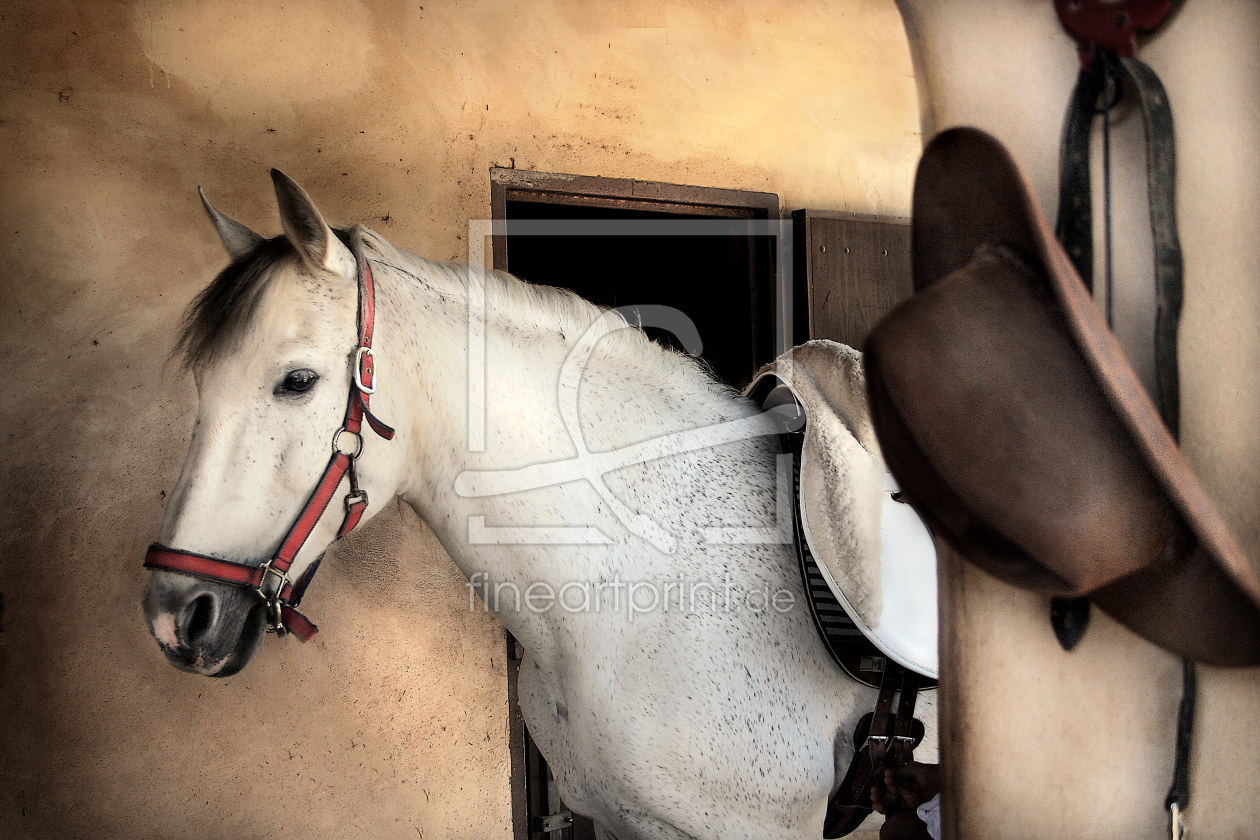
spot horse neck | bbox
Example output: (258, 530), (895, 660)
(368, 250), (782, 647)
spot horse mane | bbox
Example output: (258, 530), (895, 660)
(356, 227), (739, 401)
(180, 224), (737, 403)
(176, 228), (357, 369)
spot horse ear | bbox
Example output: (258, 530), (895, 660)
(270, 169), (357, 281)
(198, 187), (263, 260)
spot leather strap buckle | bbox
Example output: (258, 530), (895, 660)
(354, 346), (378, 394)
(257, 559), (290, 602)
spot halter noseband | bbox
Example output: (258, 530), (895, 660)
(145, 259), (396, 641)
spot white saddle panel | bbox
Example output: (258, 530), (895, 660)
(752, 340), (939, 678)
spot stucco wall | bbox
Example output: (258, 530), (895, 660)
(0, 2), (920, 838)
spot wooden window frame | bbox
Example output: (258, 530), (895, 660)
(491, 168), (784, 839)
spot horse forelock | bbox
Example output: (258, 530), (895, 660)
(178, 227), (359, 369)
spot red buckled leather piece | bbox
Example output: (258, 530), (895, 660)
(1055, 0), (1176, 67)
(145, 259), (394, 642)
(144, 545), (320, 641)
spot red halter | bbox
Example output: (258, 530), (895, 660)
(145, 259), (395, 641)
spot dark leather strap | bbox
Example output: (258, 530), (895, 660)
(1119, 56), (1183, 438)
(824, 663), (900, 837)
(1054, 34), (1192, 840)
(892, 669), (922, 767)
(1055, 67), (1106, 290)
(1056, 54), (1183, 436)
(1165, 659), (1195, 838)
(1111, 61), (1194, 836)
(824, 662), (925, 838)
(866, 663), (900, 770)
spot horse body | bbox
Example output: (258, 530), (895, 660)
(359, 233), (873, 839)
(144, 174), (933, 839)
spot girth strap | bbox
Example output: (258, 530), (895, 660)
(824, 663), (923, 838)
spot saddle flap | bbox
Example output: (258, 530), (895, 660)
(750, 340), (940, 679)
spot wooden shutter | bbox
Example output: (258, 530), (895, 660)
(792, 210), (912, 348)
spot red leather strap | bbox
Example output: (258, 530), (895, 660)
(273, 451), (353, 570)
(144, 544), (317, 639)
(339, 496), (369, 537)
(1054, 0), (1176, 67)
(359, 259), (378, 357)
(144, 255), (394, 642)
(345, 263), (395, 441)
(279, 606), (318, 642)
(145, 545), (261, 588)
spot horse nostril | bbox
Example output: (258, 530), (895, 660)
(181, 594), (216, 644)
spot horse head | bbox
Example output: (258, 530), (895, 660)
(143, 172), (400, 676)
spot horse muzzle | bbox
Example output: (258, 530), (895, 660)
(142, 572), (268, 677)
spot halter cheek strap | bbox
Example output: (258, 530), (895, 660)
(145, 260), (395, 642)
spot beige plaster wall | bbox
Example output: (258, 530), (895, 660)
(0, 2), (920, 838)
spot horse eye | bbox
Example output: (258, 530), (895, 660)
(276, 369), (319, 396)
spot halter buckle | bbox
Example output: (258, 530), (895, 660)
(258, 562), (290, 636)
(257, 558), (290, 602)
(354, 346), (378, 395)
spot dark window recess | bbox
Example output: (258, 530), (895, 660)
(492, 169), (780, 392)
(502, 201), (772, 389)
(492, 169), (780, 840)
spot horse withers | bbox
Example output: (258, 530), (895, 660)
(142, 171), (936, 839)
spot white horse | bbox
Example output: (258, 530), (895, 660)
(141, 170), (934, 839)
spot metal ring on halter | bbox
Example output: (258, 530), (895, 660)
(332, 428), (364, 459)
